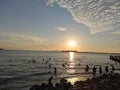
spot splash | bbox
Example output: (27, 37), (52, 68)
(45, 0), (120, 33)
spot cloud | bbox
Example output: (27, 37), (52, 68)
(55, 27), (75, 32)
(0, 31), (65, 50)
(112, 31), (120, 35)
(55, 27), (67, 31)
(14, 35), (47, 43)
(0, 31), (48, 49)
(0, 31), (69, 51)
(45, 0), (120, 33)
(0, 31), (47, 43)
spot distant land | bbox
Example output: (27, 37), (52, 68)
(0, 49), (120, 54)
(0, 48), (4, 50)
(60, 50), (120, 54)
(61, 50), (78, 52)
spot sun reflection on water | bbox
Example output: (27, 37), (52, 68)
(66, 52), (88, 84)
(67, 77), (86, 85)
(67, 52), (75, 74)
(69, 52), (74, 61)
(67, 77), (79, 84)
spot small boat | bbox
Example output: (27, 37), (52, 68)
(110, 55), (120, 62)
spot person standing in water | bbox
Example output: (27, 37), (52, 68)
(111, 65), (115, 71)
(93, 66), (97, 76)
(85, 65), (89, 72)
(99, 66), (102, 74)
(111, 65), (115, 74)
(105, 66), (108, 73)
(54, 67), (57, 75)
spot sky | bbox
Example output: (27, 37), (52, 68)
(0, 0), (120, 53)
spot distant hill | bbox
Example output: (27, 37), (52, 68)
(0, 48), (4, 50)
(61, 50), (78, 52)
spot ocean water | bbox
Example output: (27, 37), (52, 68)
(0, 50), (120, 90)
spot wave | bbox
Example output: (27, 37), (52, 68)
(0, 72), (52, 85)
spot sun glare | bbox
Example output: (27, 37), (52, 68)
(68, 40), (76, 48)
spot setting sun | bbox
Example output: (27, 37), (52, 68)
(68, 40), (76, 48)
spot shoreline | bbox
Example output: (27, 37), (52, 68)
(29, 72), (120, 90)
(0, 69), (120, 90)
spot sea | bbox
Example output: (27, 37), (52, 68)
(0, 50), (120, 90)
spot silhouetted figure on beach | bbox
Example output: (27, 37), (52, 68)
(29, 72), (120, 90)
(48, 76), (53, 85)
(45, 61), (49, 64)
(85, 65), (89, 72)
(111, 65), (115, 74)
(49, 64), (51, 68)
(31, 59), (36, 63)
(49, 57), (51, 60)
(54, 67), (57, 75)
(60, 78), (68, 90)
(99, 66), (102, 74)
(111, 65), (115, 71)
(41, 83), (47, 90)
(48, 76), (54, 90)
(55, 83), (61, 90)
(62, 64), (65, 67)
(93, 66), (97, 76)
(105, 66), (108, 73)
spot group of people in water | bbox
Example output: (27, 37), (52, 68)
(28, 57), (116, 76)
(85, 64), (115, 76)
(42, 57), (116, 76)
(110, 55), (120, 61)
(53, 64), (115, 76)
(29, 57), (118, 90)
(30, 64), (117, 90)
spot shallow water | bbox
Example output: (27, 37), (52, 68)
(0, 50), (120, 90)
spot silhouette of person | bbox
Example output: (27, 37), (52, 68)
(48, 76), (53, 85)
(29, 85), (41, 90)
(54, 67), (57, 75)
(49, 57), (51, 60)
(99, 66), (102, 74)
(49, 64), (51, 68)
(111, 65), (115, 74)
(85, 65), (89, 72)
(45, 61), (49, 64)
(111, 65), (115, 71)
(48, 76), (54, 90)
(105, 66), (108, 73)
(93, 66), (97, 76)
(62, 64), (65, 67)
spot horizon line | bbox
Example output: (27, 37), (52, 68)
(1, 49), (120, 54)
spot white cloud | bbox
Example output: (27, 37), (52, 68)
(0, 31), (49, 50)
(56, 27), (67, 31)
(112, 31), (120, 35)
(0, 31), (47, 44)
(45, 0), (54, 5)
(45, 0), (120, 34)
